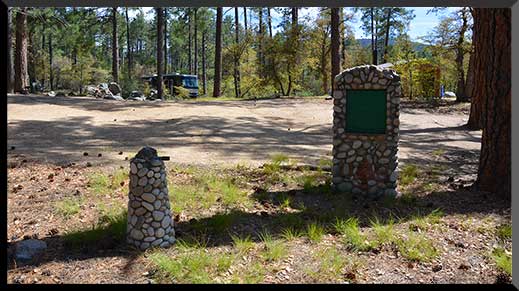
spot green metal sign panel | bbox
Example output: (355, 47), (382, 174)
(345, 90), (387, 134)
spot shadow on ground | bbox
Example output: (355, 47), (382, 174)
(7, 181), (508, 271)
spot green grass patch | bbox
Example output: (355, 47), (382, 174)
(491, 247), (512, 276)
(87, 169), (128, 196)
(496, 224), (512, 241)
(304, 247), (349, 282)
(297, 173), (319, 192)
(259, 231), (288, 262)
(204, 212), (239, 233)
(169, 183), (216, 213)
(370, 217), (397, 247)
(408, 209), (443, 231)
(281, 227), (303, 241)
(63, 208), (127, 248)
(399, 164), (419, 187)
(55, 197), (83, 217)
(270, 153), (290, 165)
(149, 249), (236, 283)
(397, 233), (438, 262)
(231, 234), (255, 254)
(334, 217), (373, 251)
(306, 223), (326, 243)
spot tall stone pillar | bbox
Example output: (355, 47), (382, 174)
(332, 65), (401, 198)
(127, 147), (175, 250)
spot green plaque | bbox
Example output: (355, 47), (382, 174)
(345, 90), (387, 134)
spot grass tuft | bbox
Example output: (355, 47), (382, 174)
(491, 247), (512, 276)
(259, 231), (288, 262)
(304, 247), (350, 283)
(63, 208), (127, 248)
(231, 234), (255, 253)
(370, 217), (396, 247)
(397, 233), (438, 262)
(87, 169), (128, 196)
(334, 217), (373, 251)
(496, 224), (512, 241)
(306, 223), (326, 243)
(281, 227), (303, 241)
(55, 197), (83, 217)
(399, 164), (419, 187)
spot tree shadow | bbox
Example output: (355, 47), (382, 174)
(10, 181), (508, 270)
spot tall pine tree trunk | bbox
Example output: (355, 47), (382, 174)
(472, 8), (511, 198)
(244, 7), (248, 32)
(466, 42), (481, 129)
(455, 8), (469, 102)
(7, 8), (14, 93)
(194, 8), (198, 77)
(213, 7), (222, 97)
(41, 32), (45, 89)
(202, 30), (207, 95)
(340, 8), (346, 68)
(188, 9), (192, 74)
(233, 7), (241, 98)
(267, 8), (272, 38)
(370, 8), (377, 65)
(14, 7), (29, 93)
(112, 7), (119, 83)
(49, 33), (53, 91)
(383, 8), (392, 63)
(164, 9), (168, 74)
(331, 8), (340, 92)
(258, 8), (265, 76)
(125, 8), (132, 80)
(156, 7), (164, 100)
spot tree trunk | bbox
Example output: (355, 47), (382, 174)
(244, 7), (248, 32)
(455, 8), (469, 102)
(112, 7), (119, 83)
(234, 7), (241, 98)
(370, 8), (377, 65)
(472, 8), (511, 198)
(188, 9), (192, 74)
(49, 33), (53, 91)
(125, 8), (132, 80)
(194, 8), (198, 78)
(7, 8), (14, 93)
(383, 8), (392, 63)
(164, 9), (168, 74)
(340, 8), (346, 68)
(156, 7), (164, 100)
(465, 43), (475, 99)
(320, 31), (329, 94)
(202, 30), (207, 95)
(267, 8), (273, 38)
(258, 8), (264, 75)
(41, 32), (45, 89)
(14, 7), (29, 93)
(331, 8), (341, 92)
(213, 7), (222, 97)
(466, 41), (482, 129)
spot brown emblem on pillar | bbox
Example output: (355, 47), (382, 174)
(355, 159), (375, 190)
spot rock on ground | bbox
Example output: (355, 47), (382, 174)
(14, 239), (47, 266)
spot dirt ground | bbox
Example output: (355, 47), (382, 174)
(7, 94), (480, 171)
(7, 94), (510, 284)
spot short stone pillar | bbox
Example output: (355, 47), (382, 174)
(127, 147), (175, 250)
(331, 65), (401, 198)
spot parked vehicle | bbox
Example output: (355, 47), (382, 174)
(141, 73), (199, 98)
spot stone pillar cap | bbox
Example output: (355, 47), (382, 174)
(135, 146), (158, 161)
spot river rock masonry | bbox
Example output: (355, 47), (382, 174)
(127, 147), (175, 250)
(331, 65), (401, 198)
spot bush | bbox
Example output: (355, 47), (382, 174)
(173, 86), (191, 99)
